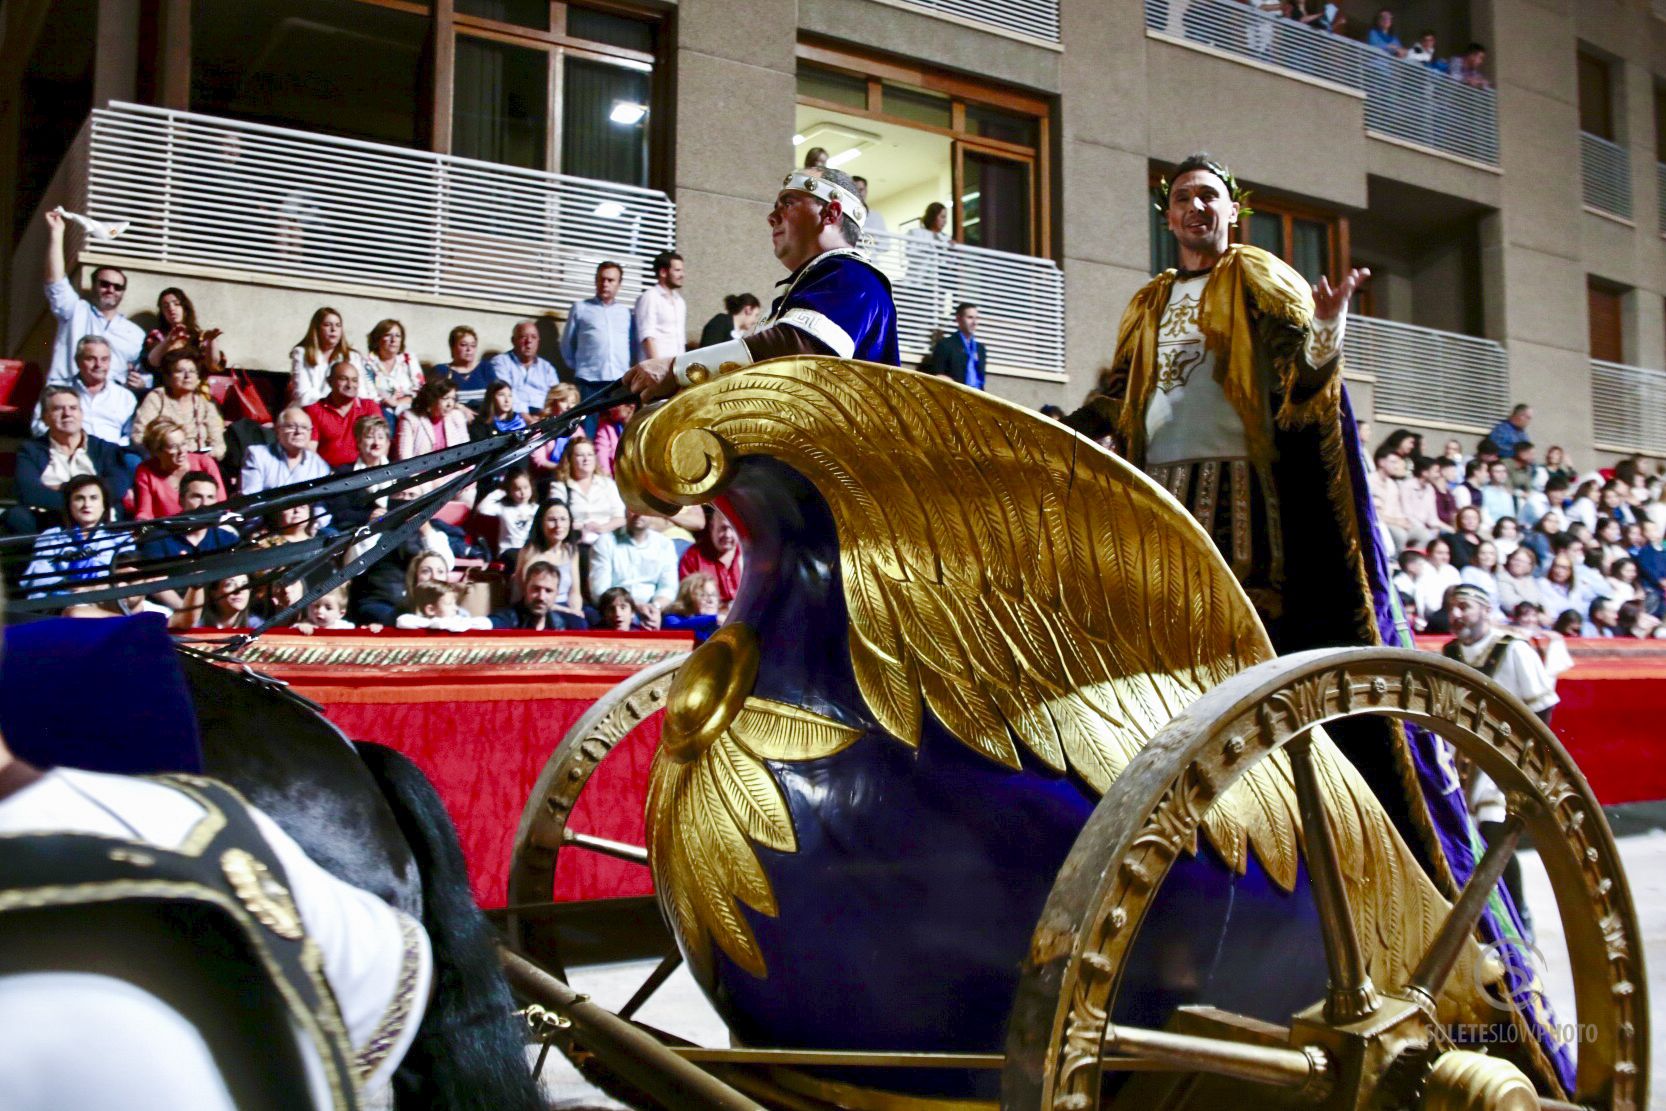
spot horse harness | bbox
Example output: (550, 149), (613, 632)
(0, 773), (360, 1110)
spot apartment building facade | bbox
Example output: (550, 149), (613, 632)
(2, 0), (1664, 464)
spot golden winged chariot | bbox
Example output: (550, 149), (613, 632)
(510, 356), (1645, 1111)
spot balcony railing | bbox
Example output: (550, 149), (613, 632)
(1591, 360), (1666, 455)
(1657, 161), (1666, 234)
(892, 0), (1059, 43)
(1144, 0), (1499, 166)
(1580, 132), (1633, 220)
(77, 102), (676, 312)
(1345, 316), (1510, 431)
(865, 230), (1066, 381)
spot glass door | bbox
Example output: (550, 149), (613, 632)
(957, 144), (1033, 256)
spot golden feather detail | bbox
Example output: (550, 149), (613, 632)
(624, 359), (1488, 1015)
(646, 696), (864, 984)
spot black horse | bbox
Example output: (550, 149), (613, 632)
(179, 651), (544, 1110)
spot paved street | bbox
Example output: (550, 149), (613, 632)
(540, 805), (1666, 1110)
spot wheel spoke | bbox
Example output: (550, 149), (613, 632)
(1102, 1022), (1331, 1098)
(619, 950), (684, 1020)
(1288, 735), (1380, 1022)
(1407, 814), (1526, 1004)
(563, 828), (650, 864)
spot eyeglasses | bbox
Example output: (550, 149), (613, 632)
(277, 422), (310, 431)
(96, 279), (126, 291)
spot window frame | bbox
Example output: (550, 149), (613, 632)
(795, 37), (1053, 259)
(169, 0), (666, 186)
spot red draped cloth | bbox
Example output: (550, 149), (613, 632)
(1417, 635), (1666, 806)
(239, 630), (1661, 908)
(240, 629), (690, 907)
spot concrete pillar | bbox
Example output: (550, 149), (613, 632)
(669, 0), (799, 348)
(1480, 0), (1592, 459)
(1052, 0), (1154, 412)
(93, 0), (141, 107)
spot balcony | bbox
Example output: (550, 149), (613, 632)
(865, 230), (1066, 381)
(1580, 132), (1632, 221)
(1344, 316), (1509, 431)
(56, 102), (676, 318)
(1657, 161), (1666, 234)
(1144, 0), (1499, 166)
(1591, 360), (1666, 455)
(890, 0), (1059, 44)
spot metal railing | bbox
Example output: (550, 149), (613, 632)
(1591, 359), (1666, 455)
(865, 230), (1066, 381)
(8, 119), (91, 352)
(1656, 161), (1666, 235)
(890, 0), (1059, 43)
(1144, 0), (1499, 166)
(1345, 316), (1509, 431)
(78, 102), (676, 312)
(1580, 132), (1633, 220)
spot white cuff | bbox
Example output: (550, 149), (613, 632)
(1306, 312), (1345, 367)
(673, 338), (753, 387)
(777, 308), (856, 359)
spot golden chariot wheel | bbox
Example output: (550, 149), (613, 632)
(1003, 646), (1648, 1111)
(506, 654), (691, 1100)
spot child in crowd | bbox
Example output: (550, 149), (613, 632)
(396, 582), (494, 631)
(475, 468), (538, 564)
(295, 586), (357, 634)
(593, 586), (637, 631)
(530, 385), (583, 483)
(592, 400), (637, 476)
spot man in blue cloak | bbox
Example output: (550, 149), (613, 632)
(624, 166), (899, 401)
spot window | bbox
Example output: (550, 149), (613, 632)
(192, 0), (428, 149)
(189, 1), (663, 186)
(453, 37), (549, 170)
(561, 56), (651, 185)
(795, 41), (1052, 258)
(1588, 280), (1624, 363)
(1578, 50), (1615, 141)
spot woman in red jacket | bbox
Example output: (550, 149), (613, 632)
(129, 417), (225, 519)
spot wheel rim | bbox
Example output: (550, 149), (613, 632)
(1004, 647), (1647, 1111)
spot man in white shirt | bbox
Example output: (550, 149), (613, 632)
(484, 320), (561, 417)
(1442, 583), (1558, 935)
(587, 509), (678, 628)
(852, 176), (889, 235)
(31, 336), (136, 445)
(241, 407), (332, 529)
(633, 250), (687, 361)
(42, 209), (145, 389)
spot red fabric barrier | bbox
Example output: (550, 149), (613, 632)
(236, 629), (689, 908)
(1417, 636), (1666, 807)
(318, 696), (660, 908)
(236, 629), (1661, 908)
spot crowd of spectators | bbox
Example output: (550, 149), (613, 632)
(1369, 404), (1666, 654)
(1201, 2), (1493, 89)
(4, 234), (743, 637)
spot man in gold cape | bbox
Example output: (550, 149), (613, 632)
(1065, 154), (1577, 1090)
(1064, 152), (1370, 653)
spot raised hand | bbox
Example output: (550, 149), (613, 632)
(1314, 267), (1371, 321)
